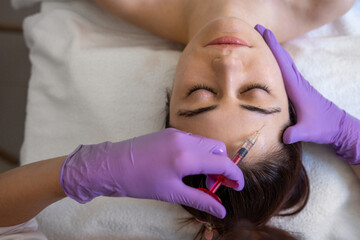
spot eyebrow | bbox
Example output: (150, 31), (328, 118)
(177, 105), (218, 117)
(240, 104), (281, 114)
(177, 104), (281, 117)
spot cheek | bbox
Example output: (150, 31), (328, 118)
(175, 41), (203, 72)
(258, 58), (281, 81)
(261, 48), (283, 81)
(174, 55), (204, 86)
(253, 55), (286, 97)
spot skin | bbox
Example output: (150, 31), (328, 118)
(0, 0), (356, 227)
(169, 17), (290, 160)
(95, 0), (355, 159)
(0, 156), (67, 226)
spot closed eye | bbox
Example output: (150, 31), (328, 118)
(187, 84), (216, 96)
(187, 83), (270, 96)
(241, 83), (270, 94)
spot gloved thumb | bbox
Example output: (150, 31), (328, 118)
(282, 125), (306, 144)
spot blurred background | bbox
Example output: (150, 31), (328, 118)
(0, 1), (39, 173)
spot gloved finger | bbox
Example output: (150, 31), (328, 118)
(189, 134), (228, 156)
(283, 124), (312, 144)
(256, 26), (296, 75)
(254, 24), (266, 35)
(262, 29), (308, 105)
(167, 129), (228, 156)
(164, 127), (188, 135)
(263, 29), (307, 87)
(262, 29), (293, 70)
(176, 185), (227, 219)
(192, 155), (245, 191)
(210, 143), (227, 156)
(282, 126), (300, 144)
(206, 174), (239, 190)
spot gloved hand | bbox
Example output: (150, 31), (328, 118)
(60, 128), (244, 218)
(255, 24), (360, 164)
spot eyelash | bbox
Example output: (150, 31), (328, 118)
(187, 83), (270, 96)
(245, 83), (270, 93)
(187, 84), (216, 96)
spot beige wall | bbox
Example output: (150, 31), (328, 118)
(0, 1), (39, 172)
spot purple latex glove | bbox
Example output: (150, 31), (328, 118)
(60, 128), (244, 218)
(255, 24), (360, 165)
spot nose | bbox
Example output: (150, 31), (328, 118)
(212, 51), (244, 73)
(211, 51), (245, 95)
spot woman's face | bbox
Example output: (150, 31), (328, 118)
(169, 17), (290, 161)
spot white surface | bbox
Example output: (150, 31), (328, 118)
(20, 0), (360, 239)
(11, 0), (42, 9)
(0, 219), (47, 240)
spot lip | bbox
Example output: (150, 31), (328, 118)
(205, 36), (249, 48)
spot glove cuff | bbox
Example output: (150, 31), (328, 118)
(332, 113), (360, 165)
(60, 142), (126, 203)
(60, 145), (94, 203)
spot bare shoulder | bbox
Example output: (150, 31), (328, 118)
(266, 0), (355, 42)
(95, 0), (189, 44)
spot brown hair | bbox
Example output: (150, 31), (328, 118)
(182, 142), (308, 239)
(165, 92), (310, 239)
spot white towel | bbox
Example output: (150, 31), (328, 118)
(20, 0), (360, 239)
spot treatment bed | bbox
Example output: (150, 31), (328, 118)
(11, 0), (360, 239)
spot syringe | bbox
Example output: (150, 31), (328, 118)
(198, 130), (261, 204)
